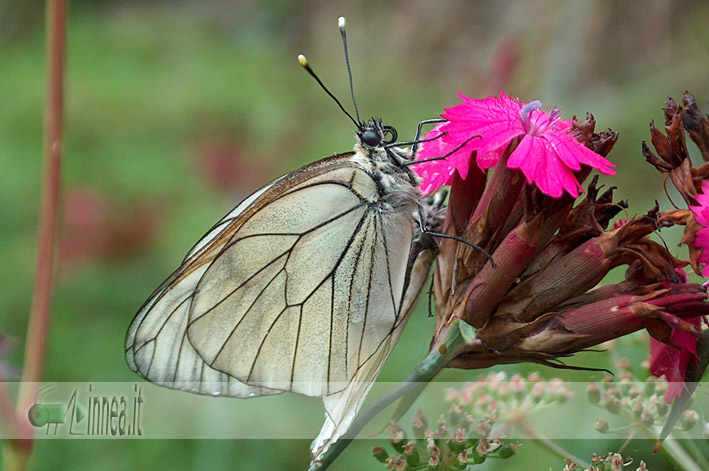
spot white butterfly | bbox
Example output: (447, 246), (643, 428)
(124, 116), (441, 452)
(125, 17), (442, 460)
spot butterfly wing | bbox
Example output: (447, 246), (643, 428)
(126, 152), (418, 398)
(310, 193), (445, 460)
(311, 230), (438, 458)
(125, 179), (284, 398)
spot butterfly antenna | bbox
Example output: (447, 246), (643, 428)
(338, 16), (361, 124)
(298, 54), (359, 128)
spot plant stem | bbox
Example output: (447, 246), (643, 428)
(4, 1), (66, 469)
(659, 437), (703, 471)
(517, 419), (590, 468)
(679, 437), (709, 471)
(309, 320), (474, 471)
(19, 0), (66, 403)
(617, 428), (637, 454)
(0, 383), (25, 440)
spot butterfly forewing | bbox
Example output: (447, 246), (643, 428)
(125, 182), (284, 397)
(180, 179), (281, 263)
(126, 150), (419, 397)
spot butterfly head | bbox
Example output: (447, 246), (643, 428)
(357, 119), (398, 149)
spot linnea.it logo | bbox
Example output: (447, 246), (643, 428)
(28, 383), (144, 437)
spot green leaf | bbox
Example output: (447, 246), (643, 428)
(458, 319), (478, 345)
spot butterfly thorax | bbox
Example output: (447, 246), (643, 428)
(351, 141), (421, 215)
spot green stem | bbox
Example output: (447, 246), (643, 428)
(659, 436), (703, 471)
(309, 320), (474, 471)
(679, 436), (709, 471)
(617, 428), (637, 454)
(517, 420), (590, 468)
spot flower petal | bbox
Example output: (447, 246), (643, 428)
(543, 130), (616, 176)
(415, 122), (472, 195)
(690, 181), (709, 228)
(441, 93), (524, 170)
(507, 135), (582, 198)
(649, 317), (701, 403)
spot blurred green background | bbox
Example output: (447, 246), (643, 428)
(1, 0), (708, 469)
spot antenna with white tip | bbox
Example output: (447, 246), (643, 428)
(297, 18), (361, 128)
(338, 16), (361, 124)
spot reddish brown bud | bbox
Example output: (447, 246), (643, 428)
(590, 130), (619, 157)
(572, 114), (596, 144)
(682, 91), (709, 161)
(665, 102), (690, 163)
(463, 216), (544, 327)
(650, 119), (677, 165)
(643, 140), (673, 171)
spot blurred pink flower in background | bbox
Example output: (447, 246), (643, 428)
(193, 138), (273, 198)
(59, 186), (163, 267)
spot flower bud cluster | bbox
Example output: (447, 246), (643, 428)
(375, 418), (517, 471)
(587, 361), (706, 435)
(444, 371), (573, 424)
(563, 452), (648, 471)
(376, 410), (518, 471)
(641, 92), (709, 403)
(373, 371), (581, 469)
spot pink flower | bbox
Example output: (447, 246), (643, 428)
(690, 181), (709, 276)
(649, 317), (701, 403)
(414, 122), (472, 195)
(415, 91), (615, 197)
(647, 270), (702, 403)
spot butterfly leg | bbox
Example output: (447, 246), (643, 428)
(427, 272), (435, 318)
(411, 118), (446, 158)
(384, 118), (446, 154)
(415, 203), (495, 267)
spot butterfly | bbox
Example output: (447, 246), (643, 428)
(125, 115), (426, 395)
(124, 16), (444, 459)
(124, 117), (439, 454)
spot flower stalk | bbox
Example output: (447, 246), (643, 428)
(2, 1), (67, 469)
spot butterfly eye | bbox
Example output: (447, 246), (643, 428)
(382, 125), (398, 144)
(360, 129), (381, 147)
